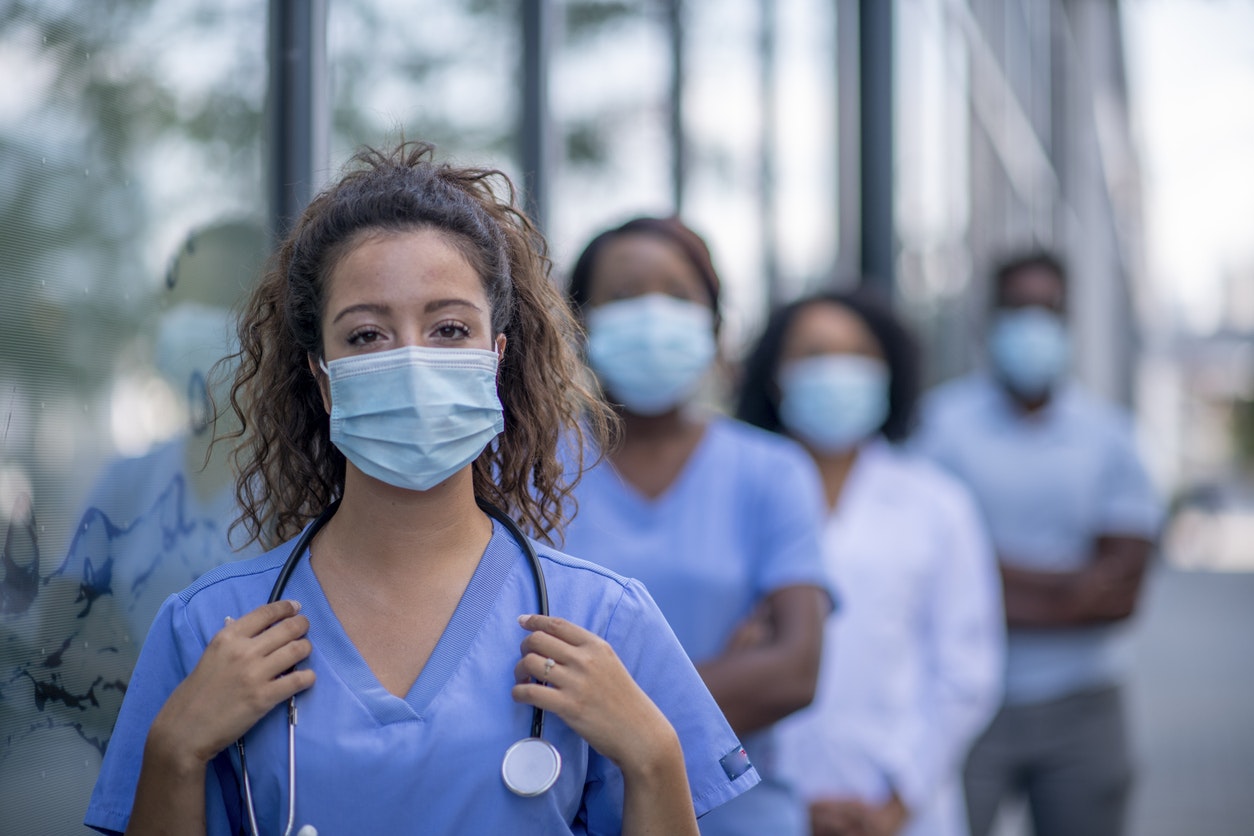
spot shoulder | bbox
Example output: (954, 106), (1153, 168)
(161, 541), (293, 642)
(868, 442), (980, 514)
(533, 542), (672, 637)
(919, 372), (994, 423)
(176, 543), (289, 604)
(707, 415), (815, 474)
(1057, 384), (1135, 436)
(534, 542), (635, 592)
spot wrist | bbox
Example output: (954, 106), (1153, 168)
(146, 712), (214, 776)
(617, 722), (685, 787)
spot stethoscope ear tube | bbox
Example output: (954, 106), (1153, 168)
(475, 499), (549, 741)
(240, 495), (558, 829)
(267, 498), (342, 604)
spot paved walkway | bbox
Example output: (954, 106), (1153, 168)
(993, 566), (1254, 836)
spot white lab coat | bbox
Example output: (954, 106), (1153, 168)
(776, 440), (1005, 836)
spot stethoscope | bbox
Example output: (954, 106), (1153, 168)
(236, 499), (562, 836)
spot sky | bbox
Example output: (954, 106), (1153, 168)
(1123, 0), (1254, 333)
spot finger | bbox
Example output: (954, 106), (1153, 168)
(517, 613), (593, 646)
(517, 652), (563, 685)
(232, 600), (303, 638)
(511, 681), (567, 713)
(519, 630), (575, 665)
(258, 638), (313, 678)
(260, 667), (316, 705)
(254, 613), (311, 657)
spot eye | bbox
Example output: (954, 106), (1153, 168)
(433, 320), (471, 341)
(347, 327), (385, 346)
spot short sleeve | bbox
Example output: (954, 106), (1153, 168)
(1098, 418), (1162, 538)
(581, 580), (760, 834)
(748, 439), (834, 606)
(84, 594), (232, 835)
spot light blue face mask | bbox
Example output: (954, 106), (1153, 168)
(320, 346), (504, 491)
(987, 307), (1069, 397)
(778, 354), (890, 453)
(586, 293), (717, 416)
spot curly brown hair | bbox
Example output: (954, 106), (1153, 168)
(221, 142), (616, 548)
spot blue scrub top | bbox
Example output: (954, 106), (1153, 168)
(85, 519), (757, 835)
(561, 417), (830, 836)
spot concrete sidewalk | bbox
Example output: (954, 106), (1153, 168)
(992, 567), (1254, 836)
(1126, 567), (1254, 836)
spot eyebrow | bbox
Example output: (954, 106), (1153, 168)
(332, 302), (390, 324)
(331, 298), (483, 324)
(425, 298), (483, 315)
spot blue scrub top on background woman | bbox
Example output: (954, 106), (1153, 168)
(561, 217), (831, 836)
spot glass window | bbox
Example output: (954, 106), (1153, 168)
(0, 2), (267, 831)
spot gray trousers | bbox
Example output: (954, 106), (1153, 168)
(964, 685), (1133, 836)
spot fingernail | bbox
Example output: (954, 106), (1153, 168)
(517, 614), (531, 626)
(289, 600), (302, 613)
(224, 616), (233, 625)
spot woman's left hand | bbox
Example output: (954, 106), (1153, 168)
(512, 613), (679, 774)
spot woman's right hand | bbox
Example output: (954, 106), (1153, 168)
(147, 600), (316, 769)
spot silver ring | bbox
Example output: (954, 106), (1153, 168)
(543, 657), (555, 680)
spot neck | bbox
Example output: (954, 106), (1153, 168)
(1004, 383), (1053, 415)
(316, 465), (492, 583)
(619, 404), (696, 443)
(809, 443), (862, 511)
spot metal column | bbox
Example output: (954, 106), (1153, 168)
(834, 0), (862, 284)
(759, 0), (780, 307)
(667, 0), (686, 214)
(858, 0), (894, 295)
(267, 0), (328, 247)
(520, 0), (553, 232)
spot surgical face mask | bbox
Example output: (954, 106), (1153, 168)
(321, 346), (504, 491)
(155, 302), (240, 433)
(586, 293), (717, 416)
(778, 355), (890, 453)
(987, 307), (1069, 397)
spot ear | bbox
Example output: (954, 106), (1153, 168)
(307, 353), (332, 414)
(494, 333), (507, 364)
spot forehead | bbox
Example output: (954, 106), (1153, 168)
(325, 227), (486, 305)
(783, 301), (880, 355)
(999, 264), (1065, 308)
(591, 233), (707, 291)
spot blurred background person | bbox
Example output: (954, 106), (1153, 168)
(559, 216), (832, 836)
(737, 290), (1004, 836)
(73, 219), (267, 646)
(913, 252), (1163, 836)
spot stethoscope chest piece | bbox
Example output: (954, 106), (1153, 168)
(502, 737), (561, 797)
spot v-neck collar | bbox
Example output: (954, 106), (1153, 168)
(283, 518), (520, 726)
(600, 418), (722, 510)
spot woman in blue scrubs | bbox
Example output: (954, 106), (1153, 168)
(736, 291), (1004, 836)
(85, 146), (757, 835)
(560, 217), (831, 836)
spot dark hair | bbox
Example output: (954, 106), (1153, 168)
(991, 250), (1068, 309)
(565, 216), (722, 330)
(221, 142), (616, 547)
(735, 289), (920, 443)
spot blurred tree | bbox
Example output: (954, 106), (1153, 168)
(1231, 396), (1254, 469)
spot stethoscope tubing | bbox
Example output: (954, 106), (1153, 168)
(236, 497), (550, 834)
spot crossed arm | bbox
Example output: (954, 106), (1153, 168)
(1000, 535), (1154, 629)
(697, 584), (827, 737)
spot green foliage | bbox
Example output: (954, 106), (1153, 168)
(1231, 396), (1254, 467)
